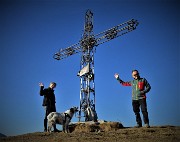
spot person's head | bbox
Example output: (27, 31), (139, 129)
(132, 70), (140, 80)
(49, 82), (56, 89)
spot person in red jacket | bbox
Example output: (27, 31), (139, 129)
(39, 82), (59, 132)
(114, 70), (151, 128)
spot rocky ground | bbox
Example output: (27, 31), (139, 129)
(0, 122), (180, 142)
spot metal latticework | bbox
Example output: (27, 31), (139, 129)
(78, 10), (97, 122)
(53, 10), (139, 122)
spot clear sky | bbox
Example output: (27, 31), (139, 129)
(0, 0), (179, 136)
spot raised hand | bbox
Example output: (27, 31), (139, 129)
(39, 82), (44, 87)
(114, 73), (119, 79)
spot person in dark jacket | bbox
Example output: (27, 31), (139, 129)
(39, 82), (59, 132)
(114, 70), (151, 128)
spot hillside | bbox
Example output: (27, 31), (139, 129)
(0, 133), (6, 138)
(0, 122), (180, 142)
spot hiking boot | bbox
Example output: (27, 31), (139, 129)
(134, 124), (142, 128)
(53, 128), (61, 132)
(144, 124), (150, 128)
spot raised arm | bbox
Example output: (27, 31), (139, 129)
(39, 82), (45, 96)
(114, 73), (131, 86)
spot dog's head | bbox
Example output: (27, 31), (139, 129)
(70, 106), (79, 113)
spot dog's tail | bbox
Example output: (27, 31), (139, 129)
(47, 112), (55, 120)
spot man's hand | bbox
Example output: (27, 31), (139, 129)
(138, 91), (144, 97)
(114, 73), (120, 79)
(39, 82), (44, 87)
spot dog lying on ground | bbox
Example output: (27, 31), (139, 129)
(47, 106), (78, 133)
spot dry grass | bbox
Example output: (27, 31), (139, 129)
(1, 122), (180, 142)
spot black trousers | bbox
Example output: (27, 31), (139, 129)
(44, 105), (56, 131)
(132, 99), (149, 125)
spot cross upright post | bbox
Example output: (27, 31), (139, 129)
(78, 10), (97, 122)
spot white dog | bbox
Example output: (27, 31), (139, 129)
(47, 107), (78, 133)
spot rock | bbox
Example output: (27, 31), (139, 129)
(69, 121), (124, 132)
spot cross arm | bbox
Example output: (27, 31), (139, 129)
(53, 19), (138, 60)
(94, 19), (139, 46)
(53, 43), (81, 60)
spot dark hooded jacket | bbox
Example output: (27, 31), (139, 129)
(39, 86), (56, 111)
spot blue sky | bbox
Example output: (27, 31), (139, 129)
(0, 0), (179, 136)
